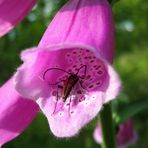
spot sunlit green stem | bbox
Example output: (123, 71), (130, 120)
(100, 103), (116, 148)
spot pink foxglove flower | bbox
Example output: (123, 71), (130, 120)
(0, 0), (36, 37)
(0, 78), (39, 147)
(116, 119), (138, 148)
(93, 119), (138, 148)
(14, 0), (121, 137)
(0, 0), (121, 145)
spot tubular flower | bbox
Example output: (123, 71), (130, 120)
(0, 0), (36, 37)
(0, 0), (121, 145)
(0, 79), (39, 147)
(93, 120), (138, 148)
(14, 0), (121, 137)
(116, 119), (138, 148)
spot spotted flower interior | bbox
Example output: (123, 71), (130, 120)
(41, 48), (108, 116)
(15, 45), (121, 137)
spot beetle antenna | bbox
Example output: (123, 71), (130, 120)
(76, 65), (87, 79)
(43, 67), (72, 81)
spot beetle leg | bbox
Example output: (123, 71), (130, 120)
(68, 95), (72, 117)
(52, 79), (65, 115)
(79, 80), (88, 92)
(76, 65), (87, 79)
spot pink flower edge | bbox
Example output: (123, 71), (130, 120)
(0, 0), (36, 37)
(14, 44), (121, 137)
(0, 78), (39, 147)
(93, 120), (138, 148)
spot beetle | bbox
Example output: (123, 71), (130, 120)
(43, 65), (87, 115)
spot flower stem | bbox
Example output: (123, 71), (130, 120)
(100, 103), (116, 148)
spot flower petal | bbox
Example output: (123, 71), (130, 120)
(14, 45), (121, 137)
(0, 78), (39, 147)
(0, 0), (36, 37)
(15, 45), (121, 101)
(103, 62), (122, 103)
(94, 120), (138, 148)
(117, 119), (138, 147)
(36, 56), (121, 137)
(93, 125), (102, 144)
(14, 0), (121, 138)
(39, 0), (114, 63)
(37, 92), (103, 137)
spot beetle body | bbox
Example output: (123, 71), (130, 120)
(43, 65), (87, 114)
(62, 74), (79, 101)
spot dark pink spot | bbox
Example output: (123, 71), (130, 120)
(98, 70), (103, 75)
(95, 65), (101, 70)
(59, 112), (62, 116)
(66, 103), (70, 106)
(71, 111), (74, 114)
(69, 59), (73, 63)
(77, 90), (82, 94)
(86, 50), (90, 52)
(90, 60), (94, 63)
(73, 65), (77, 68)
(96, 82), (101, 85)
(94, 65), (101, 68)
(86, 75), (91, 79)
(52, 91), (57, 96)
(88, 85), (94, 88)
(84, 56), (88, 59)
(68, 69), (72, 73)
(79, 96), (86, 102)
(73, 51), (76, 54)
(88, 78), (93, 81)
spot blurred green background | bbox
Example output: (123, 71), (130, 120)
(0, 0), (148, 147)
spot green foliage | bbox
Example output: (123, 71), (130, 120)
(114, 98), (148, 124)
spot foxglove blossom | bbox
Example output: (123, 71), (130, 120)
(0, 78), (39, 147)
(14, 0), (121, 137)
(93, 119), (138, 148)
(0, 0), (36, 37)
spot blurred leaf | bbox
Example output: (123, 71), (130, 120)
(108, 0), (120, 5)
(114, 98), (148, 124)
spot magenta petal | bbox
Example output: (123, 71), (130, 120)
(36, 59), (121, 137)
(15, 46), (121, 102)
(39, 0), (114, 63)
(94, 120), (138, 148)
(93, 125), (102, 144)
(14, 0), (121, 138)
(0, 0), (36, 37)
(14, 46), (121, 137)
(117, 119), (138, 148)
(0, 78), (39, 147)
(14, 47), (53, 100)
